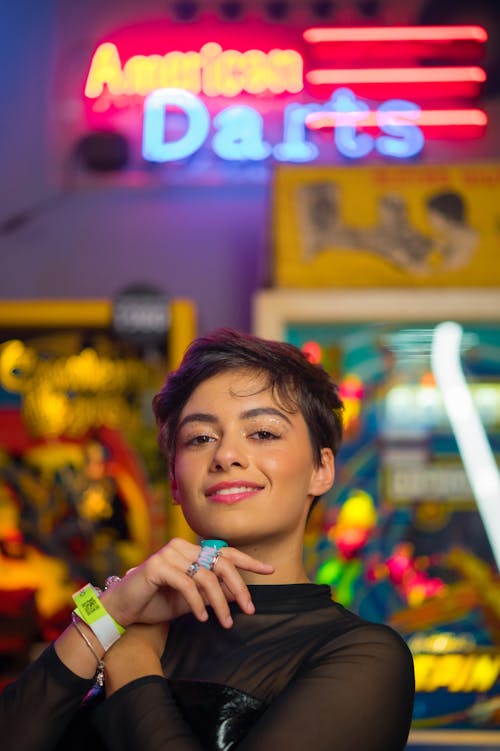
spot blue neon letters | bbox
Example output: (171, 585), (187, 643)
(142, 88), (210, 161)
(142, 87), (424, 163)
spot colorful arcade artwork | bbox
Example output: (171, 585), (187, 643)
(288, 318), (500, 731)
(0, 298), (196, 683)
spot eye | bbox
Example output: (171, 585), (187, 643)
(250, 430), (280, 440)
(184, 433), (215, 446)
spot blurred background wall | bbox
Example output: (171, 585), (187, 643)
(1, 0), (499, 332)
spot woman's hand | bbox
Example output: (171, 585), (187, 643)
(101, 538), (274, 630)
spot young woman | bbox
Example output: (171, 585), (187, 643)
(1, 329), (415, 750)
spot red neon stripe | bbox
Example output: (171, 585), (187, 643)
(305, 109), (488, 129)
(411, 110), (487, 126)
(303, 26), (488, 44)
(306, 67), (486, 85)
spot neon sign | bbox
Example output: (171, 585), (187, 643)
(82, 24), (488, 170)
(85, 42), (303, 99)
(142, 86), (425, 162)
(303, 25), (488, 43)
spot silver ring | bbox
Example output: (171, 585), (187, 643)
(209, 551), (221, 571)
(210, 550), (221, 571)
(186, 561), (200, 577)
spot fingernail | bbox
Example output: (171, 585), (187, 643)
(224, 615), (233, 628)
(245, 600), (255, 614)
(200, 610), (209, 621)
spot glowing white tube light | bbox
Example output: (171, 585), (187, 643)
(431, 321), (500, 570)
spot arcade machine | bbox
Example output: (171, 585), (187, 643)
(254, 162), (500, 750)
(0, 295), (196, 686)
(254, 288), (500, 750)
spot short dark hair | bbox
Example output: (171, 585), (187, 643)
(153, 328), (344, 471)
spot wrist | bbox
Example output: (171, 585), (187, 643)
(104, 643), (163, 696)
(105, 667), (163, 696)
(71, 613), (106, 659)
(99, 587), (134, 629)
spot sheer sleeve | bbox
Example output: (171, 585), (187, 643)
(1, 643), (95, 751)
(92, 677), (203, 751)
(238, 623), (414, 751)
(1, 586), (414, 751)
(92, 623), (414, 751)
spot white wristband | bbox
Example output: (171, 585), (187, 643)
(86, 610), (123, 651)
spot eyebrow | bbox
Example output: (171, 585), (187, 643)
(177, 407), (293, 432)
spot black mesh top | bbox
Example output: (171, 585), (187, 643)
(1, 584), (415, 751)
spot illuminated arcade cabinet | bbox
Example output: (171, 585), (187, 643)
(0, 297), (196, 685)
(254, 287), (500, 748)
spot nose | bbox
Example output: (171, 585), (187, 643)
(210, 432), (248, 472)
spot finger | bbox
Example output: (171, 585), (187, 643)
(211, 556), (257, 615)
(198, 547), (274, 614)
(164, 566), (210, 623)
(191, 567), (234, 628)
(155, 545), (215, 623)
(223, 548), (275, 575)
(175, 555), (236, 627)
(165, 539), (274, 577)
(146, 539), (202, 587)
(166, 537), (206, 561)
(134, 545), (211, 623)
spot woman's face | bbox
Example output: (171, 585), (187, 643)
(171, 368), (334, 547)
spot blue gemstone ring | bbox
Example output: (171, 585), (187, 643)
(201, 539), (228, 550)
(198, 539), (228, 570)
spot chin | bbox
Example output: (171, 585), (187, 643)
(183, 509), (257, 543)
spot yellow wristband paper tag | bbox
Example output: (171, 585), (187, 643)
(72, 584), (125, 634)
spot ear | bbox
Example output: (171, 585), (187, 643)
(308, 448), (335, 497)
(169, 465), (180, 505)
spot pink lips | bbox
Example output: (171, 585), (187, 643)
(205, 481), (263, 505)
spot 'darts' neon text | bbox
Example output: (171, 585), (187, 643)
(142, 87), (424, 163)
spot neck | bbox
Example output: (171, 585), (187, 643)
(236, 533), (310, 585)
